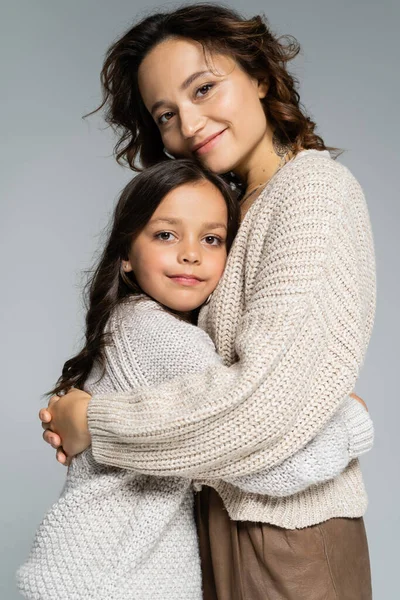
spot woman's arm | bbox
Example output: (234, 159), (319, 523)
(84, 161), (375, 479)
(50, 299), (373, 493)
(114, 304), (374, 496)
(44, 159), (375, 479)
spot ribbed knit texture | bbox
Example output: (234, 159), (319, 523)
(87, 149), (376, 528)
(16, 295), (374, 599)
(17, 280), (373, 600)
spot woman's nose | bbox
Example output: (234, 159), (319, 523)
(179, 107), (206, 138)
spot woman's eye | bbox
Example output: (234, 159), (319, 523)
(204, 235), (222, 246)
(158, 112), (174, 125)
(155, 231), (175, 241)
(196, 83), (214, 98)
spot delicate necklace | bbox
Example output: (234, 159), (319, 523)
(240, 149), (293, 206)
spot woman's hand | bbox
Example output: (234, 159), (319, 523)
(349, 392), (368, 411)
(39, 388), (92, 465)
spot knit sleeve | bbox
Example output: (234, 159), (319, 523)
(88, 161), (376, 479)
(225, 396), (374, 496)
(99, 300), (374, 491)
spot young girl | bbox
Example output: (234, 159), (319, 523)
(18, 159), (373, 599)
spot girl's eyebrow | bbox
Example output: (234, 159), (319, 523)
(151, 217), (227, 230)
(150, 70), (213, 115)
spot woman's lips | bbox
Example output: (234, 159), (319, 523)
(168, 276), (204, 286)
(194, 129), (227, 156)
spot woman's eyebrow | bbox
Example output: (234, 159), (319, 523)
(150, 71), (212, 115)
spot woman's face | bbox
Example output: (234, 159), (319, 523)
(125, 180), (228, 313)
(138, 37), (269, 178)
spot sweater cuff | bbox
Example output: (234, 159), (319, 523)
(339, 397), (374, 460)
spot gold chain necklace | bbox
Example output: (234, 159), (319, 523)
(240, 150), (293, 206)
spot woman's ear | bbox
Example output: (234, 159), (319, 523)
(257, 79), (269, 99)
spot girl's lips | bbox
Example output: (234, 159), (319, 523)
(194, 129), (227, 156)
(169, 276), (203, 286)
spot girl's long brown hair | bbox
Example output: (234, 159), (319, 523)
(85, 2), (339, 183)
(49, 159), (239, 396)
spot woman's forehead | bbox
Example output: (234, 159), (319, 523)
(138, 38), (234, 107)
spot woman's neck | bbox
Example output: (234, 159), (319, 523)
(234, 129), (287, 192)
(236, 134), (296, 222)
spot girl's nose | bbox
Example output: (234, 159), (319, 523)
(178, 245), (201, 265)
(181, 253), (200, 264)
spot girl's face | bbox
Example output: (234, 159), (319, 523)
(138, 37), (269, 180)
(125, 180), (228, 312)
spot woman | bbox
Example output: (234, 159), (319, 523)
(40, 4), (376, 599)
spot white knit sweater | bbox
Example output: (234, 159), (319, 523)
(16, 294), (373, 600)
(87, 149), (376, 528)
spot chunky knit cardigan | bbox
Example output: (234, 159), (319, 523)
(87, 149), (376, 529)
(16, 296), (373, 600)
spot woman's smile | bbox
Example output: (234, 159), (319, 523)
(192, 128), (228, 155)
(137, 37), (270, 182)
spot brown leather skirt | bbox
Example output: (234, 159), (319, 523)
(194, 486), (372, 600)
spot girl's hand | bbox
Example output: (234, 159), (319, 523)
(39, 388), (92, 464)
(349, 392), (368, 411)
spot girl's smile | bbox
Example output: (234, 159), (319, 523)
(124, 178), (229, 312)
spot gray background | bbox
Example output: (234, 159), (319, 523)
(1, 1), (398, 597)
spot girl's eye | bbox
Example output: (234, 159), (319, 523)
(196, 83), (214, 98)
(203, 235), (223, 246)
(157, 112), (174, 126)
(155, 231), (175, 241)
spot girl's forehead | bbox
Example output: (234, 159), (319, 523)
(150, 182), (228, 223)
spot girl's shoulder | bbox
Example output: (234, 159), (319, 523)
(105, 295), (220, 384)
(109, 294), (217, 353)
(110, 294), (175, 331)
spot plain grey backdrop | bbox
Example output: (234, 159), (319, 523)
(1, 0), (398, 597)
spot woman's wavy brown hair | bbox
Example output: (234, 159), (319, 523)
(86, 2), (339, 184)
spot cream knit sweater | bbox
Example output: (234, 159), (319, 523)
(87, 149), (376, 529)
(16, 296), (373, 599)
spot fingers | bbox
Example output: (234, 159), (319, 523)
(48, 394), (60, 407)
(39, 408), (52, 423)
(43, 429), (62, 448)
(39, 395), (60, 422)
(39, 395), (60, 424)
(56, 447), (68, 465)
(349, 392), (368, 412)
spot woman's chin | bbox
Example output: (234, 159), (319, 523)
(195, 149), (237, 176)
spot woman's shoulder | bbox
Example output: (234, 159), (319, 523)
(283, 149), (363, 193)
(256, 149), (366, 220)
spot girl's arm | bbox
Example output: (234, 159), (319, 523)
(225, 396), (373, 496)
